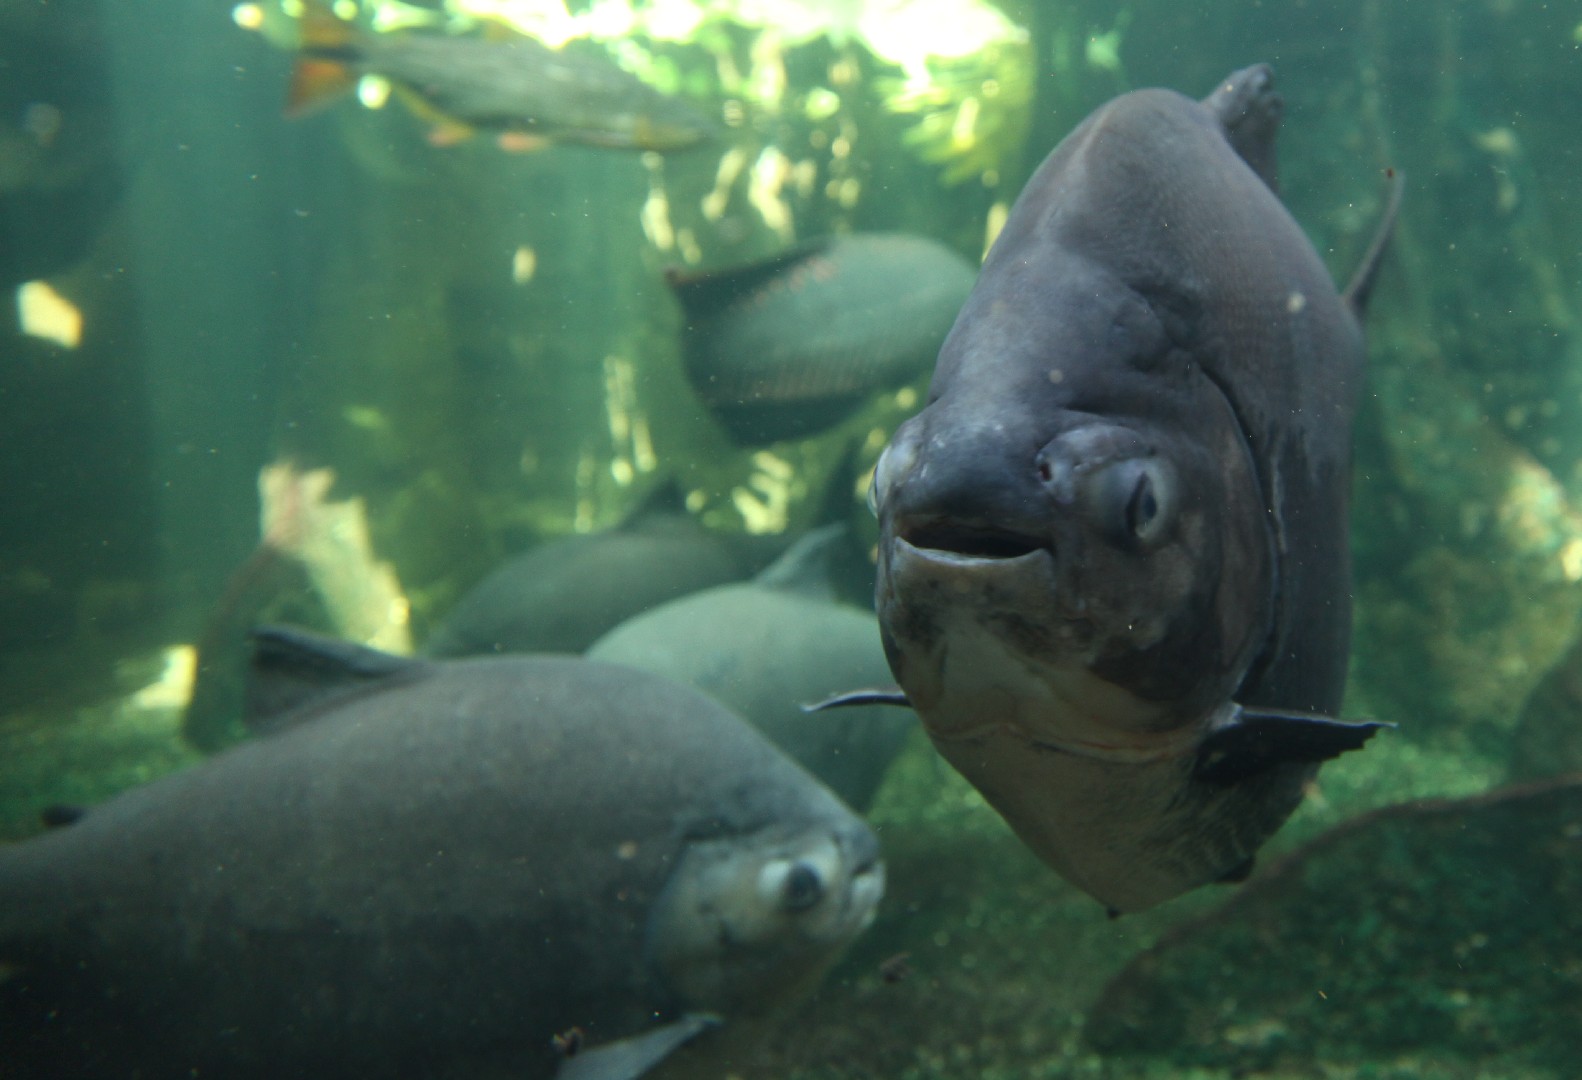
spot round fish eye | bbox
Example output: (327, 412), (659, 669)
(1089, 457), (1176, 550)
(780, 861), (825, 912)
(1127, 472), (1159, 536)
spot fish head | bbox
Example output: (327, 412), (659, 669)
(645, 813), (883, 1016)
(869, 242), (1277, 748)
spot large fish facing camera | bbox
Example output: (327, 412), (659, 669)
(849, 65), (1400, 914)
(0, 628), (883, 1079)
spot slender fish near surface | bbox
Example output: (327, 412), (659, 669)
(286, 0), (716, 153)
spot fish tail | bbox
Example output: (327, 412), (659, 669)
(285, 0), (363, 117)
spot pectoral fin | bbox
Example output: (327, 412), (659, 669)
(1214, 855), (1256, 884)
(1193, 706), (1392, 785)
(556, 1014), (721, 1080)
(39, 803), (86, 829)
(803, 686), (913, 712)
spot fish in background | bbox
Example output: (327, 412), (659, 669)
(0, 2), (123, 292)
(182, 460), (410, 752)
(847, 65), (1399, 913)
(590, 525), (914, 813)
(0, 627), (884, 1079)
(666, 233), (979, 446)
(423, 481), (786, 658)
(285, 0), (716, 153)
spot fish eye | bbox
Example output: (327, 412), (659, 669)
(868, 443), (896, 517)
(869, 426), (921, 518)
(780, 861), (825, 912)
(1127, 473), (1159, 536)
(1090, 457), (1176, 550)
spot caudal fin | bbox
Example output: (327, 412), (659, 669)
(285, 0), (362, 117)
(1342, 167), (1405, 317)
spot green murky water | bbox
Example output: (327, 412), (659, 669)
(4, 1), (1581, 1075)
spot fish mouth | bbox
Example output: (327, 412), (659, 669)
(897, 516), (1050, 562)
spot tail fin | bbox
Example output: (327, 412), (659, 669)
(1342, 167), (1404, 318)
(285, 0), (362, 117)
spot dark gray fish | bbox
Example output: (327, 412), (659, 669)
(859, 65), (1399, 913)
(423, 482), (776, 657)
(589, 526), (914, 812)
(0, 628), (883, 1079)
(666, 233), (978, 446)
(288, 0), (715, 153)
(0, 3), (122, 291)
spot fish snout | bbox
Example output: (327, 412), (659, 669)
(875, 416), (1054, 563)
(838, 822), (886, 931)
(869, 417), (924, 518)
(766, 822), (884, 940)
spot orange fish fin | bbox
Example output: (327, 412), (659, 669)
(286, 0), (361, 117)
(389, 86), (475, 146)
(286, 58), (358, 117)
(496, 130), (553, 153)
(473, 14), (528, 43)
(296, 0), (357, 54)
(426, 120), (477, 147)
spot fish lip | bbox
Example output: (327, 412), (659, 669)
(893, 516), (1051, 563)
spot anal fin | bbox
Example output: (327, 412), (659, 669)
(1215, 855), (1256, 884)
(556, 1014), (721, 1080)
(286, 58), (358, 117)
(1193, 705), (1392, 785)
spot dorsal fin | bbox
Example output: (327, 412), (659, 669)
(39, 804), (87, 829)
(245, 625), (430, 735)
(753, 524), (848, 599)
(1342, 167), (1404, 317)
(663, 239), (832, 320)
(1202, 63), (1282, 193)
(473, 13), (528, 43)
(285, 0), (364, 117)
(617, 476), (690, 530)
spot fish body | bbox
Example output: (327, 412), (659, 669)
(590, 526), (914, 812)
(666, 233), (978, 445)
(423, 483), (776, 657)
(288, 2), (715, 153)
(0, 629), (882, 1078)
(865, 66), (1396, 913)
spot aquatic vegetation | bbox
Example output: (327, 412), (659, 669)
(258, 460), (413, 654)
(14, 0), (1582, 1076)
(1086, 777), (1582, 1072)
(876, 40), (1032, 186)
